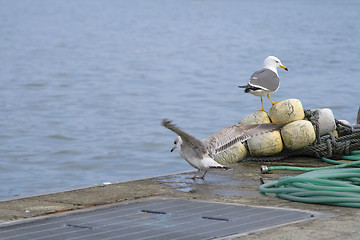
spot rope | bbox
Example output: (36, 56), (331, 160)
(304, 109), (321, 143)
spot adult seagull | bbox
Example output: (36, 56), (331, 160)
(238, 56), (288, 111)
(162, 119), (281, 179)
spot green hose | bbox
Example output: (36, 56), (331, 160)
(260, 151), (360, 173)
(259, 168), (360, 207)
(259, 151), (360, 207)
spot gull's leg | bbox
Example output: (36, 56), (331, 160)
(197, 171), (208, 179)
(267, 94), (278, 105)
(187, 169), (200, 180)
(259, 97), (266, 112)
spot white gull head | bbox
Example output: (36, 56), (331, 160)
(263, 56), (288, 75)
(171, 136), (182, 152)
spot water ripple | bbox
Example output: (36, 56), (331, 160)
(0, 0), (359, 198)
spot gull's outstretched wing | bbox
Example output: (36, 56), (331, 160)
(162, 119), (207, 159)
(204, 123), (281, 155)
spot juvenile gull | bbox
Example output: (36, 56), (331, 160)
(162, 119), (281, 179)
(238, 56), (288, 111)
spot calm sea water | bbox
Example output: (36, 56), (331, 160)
(1, 0), (359, 199)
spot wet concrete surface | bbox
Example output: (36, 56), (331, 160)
(1, 157), (360, 239)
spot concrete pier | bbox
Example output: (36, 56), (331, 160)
(1, 157), (360, 239)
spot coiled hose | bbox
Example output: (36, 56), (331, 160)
(259, 151), (360, 207)
(260, 150), (360, 173)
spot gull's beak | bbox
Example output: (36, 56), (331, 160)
(280, 65), (288, 71)
(170, 146), (176, 152)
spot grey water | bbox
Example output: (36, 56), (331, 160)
(1, 0), (359, 199)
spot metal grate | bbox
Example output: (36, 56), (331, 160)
(0, 198), (319, 240)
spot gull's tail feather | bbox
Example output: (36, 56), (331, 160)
(238, 84), (262, 93)
(209, 166), (232, 170)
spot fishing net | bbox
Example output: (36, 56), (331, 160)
(244, 109), (360, 162)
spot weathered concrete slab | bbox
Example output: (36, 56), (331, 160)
(0, 198), (321, 240)
(1, 157), (360, 239)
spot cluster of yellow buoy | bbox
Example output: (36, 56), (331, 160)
(214, 98), (337, 165)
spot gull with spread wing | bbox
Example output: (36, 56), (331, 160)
(162, 119), (281, 179)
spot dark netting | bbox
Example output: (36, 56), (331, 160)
(243, 109), (360, 162)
